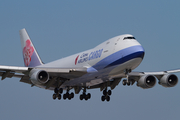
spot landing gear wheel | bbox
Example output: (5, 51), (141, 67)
(79, 88), (91, 101)
(58, 94), (61, 100)
(103, 90), (107, 96)
(70, 92), (74, 98)
(80, 94), (83, 100)
(101, 96), (105, 101)
(68, 93), (74, 100)
(101, 88), (112, 102)
(53, 94), (57, 100)
(85, 95), (88, 101)
(65, 92), (69, 99)
(68, 96), (71, 100)
(63, 94), (67, 100)
(106, 96), (110, 102)
(127, 81), (131, 86)
(87, 93), (91, 99)
(108, 90), (112, 96)
(54, 88), (59, 94)
(66, 92), (69, 97)
(59, 88), (63, 94)
(122, 80), (127, 86)
(82, 93), (86, 98)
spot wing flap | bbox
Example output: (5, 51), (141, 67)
(0, 71), (15, 80)
(20, 76), (32, 84)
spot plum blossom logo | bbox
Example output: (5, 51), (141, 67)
(23, 40), (34, 67)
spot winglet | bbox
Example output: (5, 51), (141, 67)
(19, 28), (43, 67)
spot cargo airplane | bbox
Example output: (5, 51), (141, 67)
(0, 28), (179, 102)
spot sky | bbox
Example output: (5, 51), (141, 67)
(0, 0), (180, 120)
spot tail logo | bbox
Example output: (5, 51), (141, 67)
(75, 55), (79, 65)
(23, 40), (34, 67)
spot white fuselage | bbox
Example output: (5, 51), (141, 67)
(39, 34), (145, 88)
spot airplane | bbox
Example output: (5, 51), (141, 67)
(0, 28), (179, 102)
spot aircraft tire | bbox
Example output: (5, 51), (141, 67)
(80, 94), (83, 100)
(53, 94), (57, 100)
(58, 94), (61, 100)
(101, 96), (105, 101)
(59, 88), (63, 94)
(68, 96), (71, 100)
(87, 93), (91, 99)
(85, 95), (88, 101)
(103, 90), (107, 96)
(70, 92), (74, 98)
(106, 96), (110, 102)
(127, 81), (131, 86)
(63, 94), (67, 100)
(108, 90), (112, 96)
(54, 88), (59, 94)
(122, 80), (127, 86)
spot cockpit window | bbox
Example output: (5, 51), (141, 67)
(123, 37), (136, 40)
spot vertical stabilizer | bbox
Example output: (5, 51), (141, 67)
(19, 28), (43, 67)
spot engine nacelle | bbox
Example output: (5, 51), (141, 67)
(29, 69), (49, 85)
(159, 74), (178, 87)
(137, 75), (156, 89)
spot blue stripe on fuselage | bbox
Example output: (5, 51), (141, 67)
(87, 45), (145, 72)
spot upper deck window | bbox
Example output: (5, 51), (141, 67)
(123, 37), (136, 40)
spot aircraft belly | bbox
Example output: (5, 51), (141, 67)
(61, 57), (143, 88)
(61, 72), (108, 87)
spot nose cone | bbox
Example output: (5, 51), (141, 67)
(135, 45), (145, 60)
(123, 45), (145, 61)
(122, 36), (145, 60)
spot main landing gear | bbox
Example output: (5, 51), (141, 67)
(63, 90), (74, 100)
(79, 88), (91, 101)
(101, 88), (112, 102)
(52, 87), (113, 102)
(52, 87), (74, 100)
(53, 87), (63, 100)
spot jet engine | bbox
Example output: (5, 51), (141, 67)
(158, 74), (178, 87)
(29, 69), (49, 85)
(137, 75), (156, 89)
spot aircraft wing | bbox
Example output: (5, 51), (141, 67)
(116, 69), (179, 89)
(0, 65), (87, 86)
(0, 65), (29, 80)
(129, 69), (180, 79)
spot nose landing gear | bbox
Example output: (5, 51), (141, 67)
(122, 69), (134, 86)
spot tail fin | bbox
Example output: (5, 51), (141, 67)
(19, 28), (43, 67)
